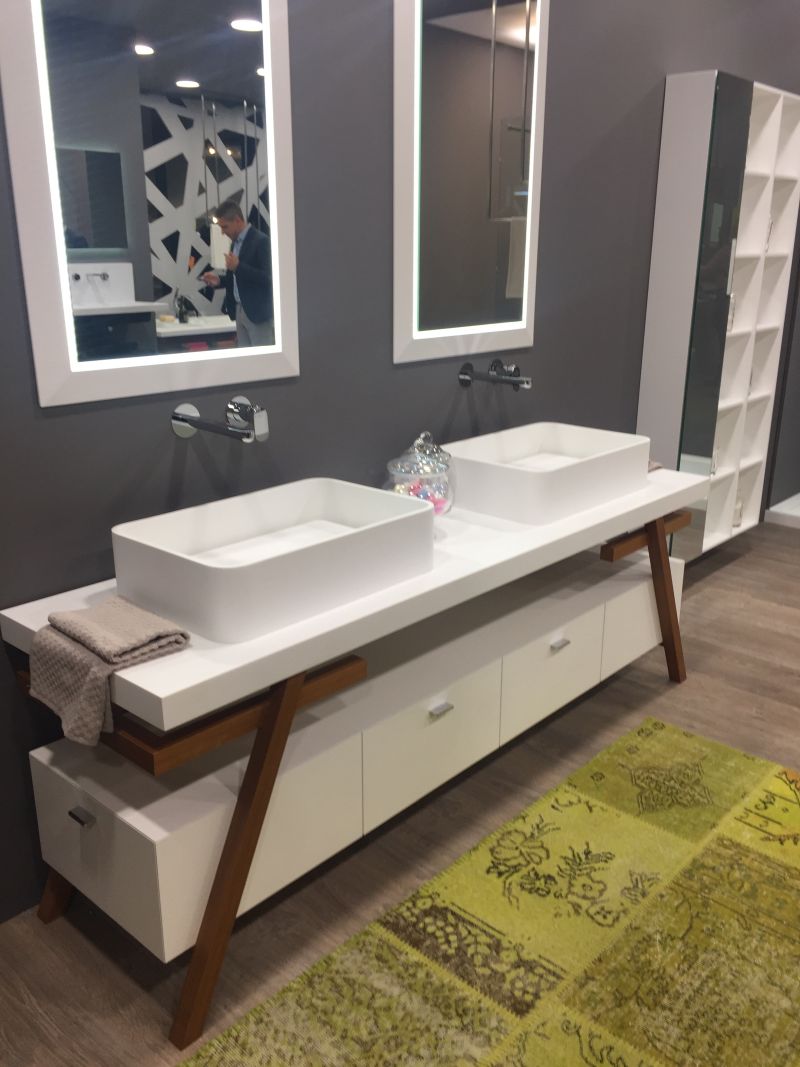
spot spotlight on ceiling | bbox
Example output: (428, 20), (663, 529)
(231, 18), (263, 32)
(176, 79), (200, 89)
(134, 43), (155, 56)
(256, 67), (266, 77)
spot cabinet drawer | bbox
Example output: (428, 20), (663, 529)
(30, 754), (164, 957)
(500, 604), (604, 745)
(601, 558), (684, 680)
(30, 730), (363, 962)
(362, 661), (501, 833)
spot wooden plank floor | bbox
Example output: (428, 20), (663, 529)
(2, 523), (800, 1067)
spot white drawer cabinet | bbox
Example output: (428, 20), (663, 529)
(362, 661), (501, 833)
(30, 727), (363, 962)
(30, 748), (164, 956)
(500, 604), (604, 744)
(29, 549), (685, 958)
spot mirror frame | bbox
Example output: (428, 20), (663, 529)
(0, 0), (299, 407)
(393, 0), (548, 364)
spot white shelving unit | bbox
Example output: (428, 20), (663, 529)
(720, 84), (800, 544)
(639, 73), (800, 558)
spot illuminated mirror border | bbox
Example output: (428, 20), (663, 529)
(0, 0), (299, 406)
(393, 0), (549, 364)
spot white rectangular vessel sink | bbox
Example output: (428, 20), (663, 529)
(445, 423), (650, 525)
(112, 479), (434, 643)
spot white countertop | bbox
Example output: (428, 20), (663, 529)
(73, 301), (170, 317)
(156, 315), (236, 338)
(0, 469), (706, 732)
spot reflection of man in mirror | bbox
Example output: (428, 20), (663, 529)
(201, 201), (273, 346)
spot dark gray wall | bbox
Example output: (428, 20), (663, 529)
(4, 0), (800, 922)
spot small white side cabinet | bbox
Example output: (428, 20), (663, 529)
(30, 550), (683, 962)
(638, 71), (800, 559)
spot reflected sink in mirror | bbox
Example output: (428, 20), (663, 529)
(112, 479), (434, 643)
(445, 423), (650, 524)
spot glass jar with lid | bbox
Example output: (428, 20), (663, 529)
(385, 431), (453, 515)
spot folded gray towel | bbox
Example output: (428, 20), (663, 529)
(29, 596), (189, 746)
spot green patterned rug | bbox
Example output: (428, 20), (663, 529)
(183, 719), (800, 1066)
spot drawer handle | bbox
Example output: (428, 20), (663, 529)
(428, 702), (454, 721)
(550, 636), (571, 653)
(68, 806), (96, 829)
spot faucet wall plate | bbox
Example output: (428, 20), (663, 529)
(172, 403), (199, 439)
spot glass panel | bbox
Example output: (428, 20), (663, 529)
(678, 74), (753, 480)
(41, 1), (275, 361)
(672, 74), (752, 560)
(418, 0), (536, 331)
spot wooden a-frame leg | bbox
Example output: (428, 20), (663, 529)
(169, 672), (306, 1051)
(645, 516), (687, 683)
(38, 867), (75, 923)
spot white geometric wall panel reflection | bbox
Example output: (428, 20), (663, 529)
(141, 93), (269, 315)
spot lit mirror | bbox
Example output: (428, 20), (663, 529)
(1, 0), (298, 406)
(394, 0), (548, 363)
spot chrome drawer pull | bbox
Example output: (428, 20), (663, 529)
(550, 636), (571, 653)
(68, 806), (96, 829)
(428, 702), (454, 721)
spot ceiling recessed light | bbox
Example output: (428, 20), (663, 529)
(231, 17), (263, 32)
(207, 146), (216, 155)
(226, 149), (233, 156)
(256, 67), (266, 77)
(134, 43), (155, 56)
(176, 79), (200, 89)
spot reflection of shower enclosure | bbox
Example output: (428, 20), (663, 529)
(418, 2), (535, 331)
(141, 93), (270, 313)
(488, 0), (534, 221)
(493, 116), (532, 220)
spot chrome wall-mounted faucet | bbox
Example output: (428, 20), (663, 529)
(458, 358), (532, 391)
(171, 395), (269, 444)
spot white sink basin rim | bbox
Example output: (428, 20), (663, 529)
(445, 423), (650, 525)
(112, 479), (434, 643)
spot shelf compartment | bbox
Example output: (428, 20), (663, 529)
(702, 474), (737, 550)
(751, 325), (782, 395)
(712, 403), (746, 475)
(767, 177), (800, 256)
(757, 253), (792, 327)
(736, 462), (766, 530)
(746, 87), (782, 175)
(728, 255), (763, 334)
(776, 94), (800, 178)
(743, 391), (774, 459)
(720, 329), (753, 404)
(738, 172), (773, 254)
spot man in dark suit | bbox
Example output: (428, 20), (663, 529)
(201, 201), (274, 346)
